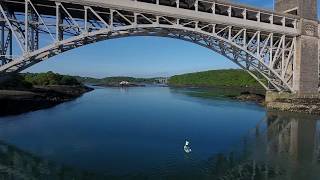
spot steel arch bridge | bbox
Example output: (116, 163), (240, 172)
(0, 0), (314, 92)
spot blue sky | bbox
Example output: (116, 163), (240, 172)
(24, 0), (317, 78)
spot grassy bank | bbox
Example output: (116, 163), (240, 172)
(169, 69), (263, 89)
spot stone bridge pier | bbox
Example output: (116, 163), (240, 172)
(265, 0), (320, 114)
(276, 0), (319, 95)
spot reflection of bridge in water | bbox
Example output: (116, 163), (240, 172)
(198, 111), (320, 180)
(266, 112), (320, 163)
(0, 0), (319, 94)
(0, 111), (319, 179)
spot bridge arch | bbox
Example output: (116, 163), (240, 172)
(0, 0), (298, 92)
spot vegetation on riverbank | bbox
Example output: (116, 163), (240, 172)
(24, 71), (80, 86)
(0, 72), (92, 116)
(0, 71), (82, 90)
(169, 69), (263, 89)
(0, 74), (33, 90)
(168, 69), (266, 104)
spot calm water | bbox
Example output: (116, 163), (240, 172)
(0, 87), (319, 179)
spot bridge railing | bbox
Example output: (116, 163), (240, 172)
(135, 0), (299, 30)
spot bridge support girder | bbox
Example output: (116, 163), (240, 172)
(0, 22), (4, 65)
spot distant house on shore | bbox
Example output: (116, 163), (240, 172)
(119, 81), (129, 86)
(155, 77), (169, 84)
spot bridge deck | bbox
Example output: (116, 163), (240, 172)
(2, 0), (299, 35)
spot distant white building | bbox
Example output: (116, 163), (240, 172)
(119, 81), (129, 86)
(155, 77), (169, 84)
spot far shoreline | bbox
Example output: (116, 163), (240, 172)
(93, 84), (267, 105)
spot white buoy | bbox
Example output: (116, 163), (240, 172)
(184, 140), (192, 153)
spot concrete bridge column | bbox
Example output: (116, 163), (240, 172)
(276, 0), (319, 94)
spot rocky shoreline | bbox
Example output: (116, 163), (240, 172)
(231, 92), (265, 104)
(265, 91), (320, 115)
(0, 85), (93, 117)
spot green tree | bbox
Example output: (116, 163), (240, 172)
(169, 69), (264, 88)
(24, 71), (81, 86)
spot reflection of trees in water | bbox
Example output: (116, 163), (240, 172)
(201, 111), (320, 180)
(207, 158), (282, 180)
(0, 141), (107, 179)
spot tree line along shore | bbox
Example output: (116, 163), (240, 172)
(169, 69), (263, 88)
(168, 69), (266, 103)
